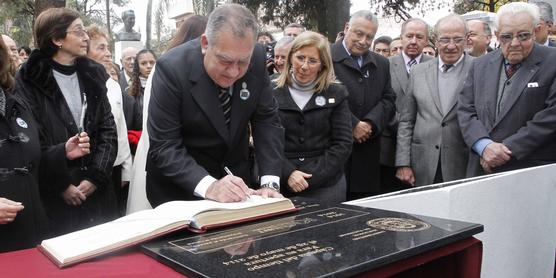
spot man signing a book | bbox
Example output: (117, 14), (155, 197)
(146, 4), (284, 206)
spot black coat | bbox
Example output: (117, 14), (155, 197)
(146, 38), (283, 206)
(0, 91), (48, 252)
(16, 50), (118, 236)
(331, 42), (396, 194)
(273, 83), (352, 192)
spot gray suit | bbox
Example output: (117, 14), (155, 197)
(458, 44), (556, 176)
(396, 55), (473, 186)
(381, 54), (433, 166)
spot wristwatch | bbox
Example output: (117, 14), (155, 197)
(261, 181), (280, 191)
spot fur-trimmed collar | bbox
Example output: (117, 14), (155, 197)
(19, 49), (109, 99)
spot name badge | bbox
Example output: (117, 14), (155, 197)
(239, 82), (250, 100)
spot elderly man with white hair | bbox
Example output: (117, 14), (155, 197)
(458, 2), (556, 176)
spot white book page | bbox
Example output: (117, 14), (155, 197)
(154, 195), (285, 218)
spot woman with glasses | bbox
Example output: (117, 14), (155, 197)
(273, 31), (352, 202)
(15, 8), (117, 237)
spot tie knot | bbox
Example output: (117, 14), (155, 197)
(407, 59), (417, 73)
(441, 64), (453, 73)
(505, 63), (520, 79)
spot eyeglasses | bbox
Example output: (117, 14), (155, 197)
(66, 28), (89, 38)
(293, 55), (321, 67)
(498, 32), (532, 44)
(437, 37), (466, 45)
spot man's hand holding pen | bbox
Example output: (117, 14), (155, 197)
(206, 175), (254, 203)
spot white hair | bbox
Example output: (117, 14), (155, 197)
(495, 2), (540, 30)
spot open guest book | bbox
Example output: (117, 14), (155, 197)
(38, 196), (296, 268)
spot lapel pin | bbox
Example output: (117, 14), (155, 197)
(328, 98), (335, 104)
(239, 82), (250, 100)
(315, 96), (326, 106)
(527, 82), (539, 88)
(16, 118), (28, 129)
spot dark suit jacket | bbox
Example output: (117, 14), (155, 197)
(118, 70), (129, 93)
(331, 42), (396, 193)
(274, 83), (352, 191)
(458, 44), (556, 176)
(146, 38), (284, 206)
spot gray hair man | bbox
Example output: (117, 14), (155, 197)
(530, 1), (554, 45)
(381, 18), (433, 192)
(283, 23), (305, 37)
(458, 2), (556, 176)
(396, 14), (473, 186)
(331, 10), (396, 199)
(466, 19), (492, 57)
(271, 36), (294, 77)
(146, 4), (283, 205)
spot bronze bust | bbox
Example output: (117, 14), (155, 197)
(116, 10), (141, 41)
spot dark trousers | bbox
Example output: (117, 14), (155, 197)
(379, 164), (412, 194)
(111, 165), (129, 216)
(433, 157), (444, 184)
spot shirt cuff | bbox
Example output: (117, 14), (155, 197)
(260, 175), (280, 186)
(194, 175), (217, 199)
(472, 138), (494, 156)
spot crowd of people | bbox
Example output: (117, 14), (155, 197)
(1, 1), (555, 253)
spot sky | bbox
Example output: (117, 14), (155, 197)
(113, 0), (452, 43)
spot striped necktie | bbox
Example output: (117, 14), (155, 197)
(442, 64), (453, 73)
(407, 59), (417, 73)
(218, 87), (231, 127)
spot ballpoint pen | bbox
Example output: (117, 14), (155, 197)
(78, 93), (88, 171)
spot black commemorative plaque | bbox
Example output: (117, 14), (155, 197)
(141, 198), (483, 277)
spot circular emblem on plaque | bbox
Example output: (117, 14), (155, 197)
(367, 218), (431, 232)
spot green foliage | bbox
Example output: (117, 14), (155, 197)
(0, 1), (35, 47)
(0, 0), (129, 48)
(234, 0), (349, 41)
(193, 0), (217, 16)
(238, 0), (319, 30)
(369, 0), (452, 22)
(452, 0), (518, 14)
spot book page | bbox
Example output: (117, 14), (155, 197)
(41, 196), (287, 264)
(41, 209), (188, 263)
(154, 196), (286, 217)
